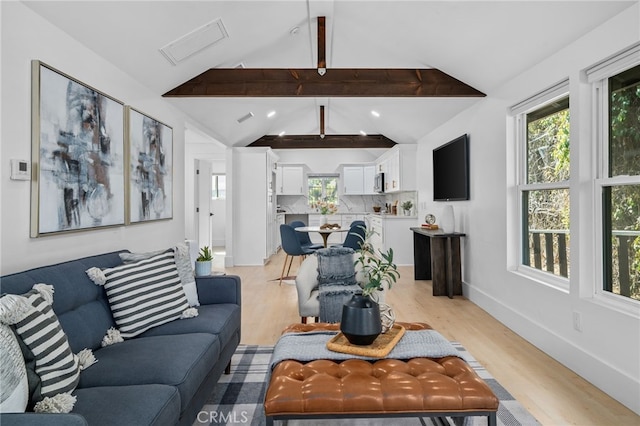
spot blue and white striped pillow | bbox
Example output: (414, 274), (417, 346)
(93, 250), (190, 339)
(0, 285), (80, 402)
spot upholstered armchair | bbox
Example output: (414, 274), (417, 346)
(294, 253), (386, 324)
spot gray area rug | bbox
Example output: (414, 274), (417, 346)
(194, 344), (540, 426)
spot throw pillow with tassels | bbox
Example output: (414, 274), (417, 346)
(86, 249), (198, 342)
(0, 284), (97, 413)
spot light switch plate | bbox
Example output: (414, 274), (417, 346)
(10, 159), (30, 181)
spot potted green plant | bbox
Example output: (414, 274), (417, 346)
(340, 227), (400, 345)
(195, 246), (213, 277)
(401, 200), (413, 216)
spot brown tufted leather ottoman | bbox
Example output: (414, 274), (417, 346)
(264, 322), (498, 425)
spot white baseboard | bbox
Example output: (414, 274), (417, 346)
(464, 282), (640, 416)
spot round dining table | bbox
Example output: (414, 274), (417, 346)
(294, 226), (350, 248)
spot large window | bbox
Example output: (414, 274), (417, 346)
(518, 95), (571, 279)
(600, 64), (640, 302)
(308, 175), (338, 207)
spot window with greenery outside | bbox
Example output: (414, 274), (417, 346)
(522, 97), (570, 278)
(603, 65), (640, 301)
(308, 176), (339, 211)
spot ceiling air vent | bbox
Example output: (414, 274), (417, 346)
(160, 18), (229, 65)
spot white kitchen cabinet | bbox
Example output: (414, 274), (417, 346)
(368, 215), (384, 254)
(276, 213), (285, 250)
(277, 165), (305, 195)
(363, 165), (376, 194)
(343, 166), (364, 194)
(375, 145), (417, 193)
(341, 164), (376, 195)
(366, 214), (417, 265)
(341, 214), (365, 228)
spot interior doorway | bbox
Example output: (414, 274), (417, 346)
(196, 160), (226, 269)
(210, 173), (226, 270)
(185, 125), (230, 267)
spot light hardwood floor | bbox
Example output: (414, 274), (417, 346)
(219, 249), (638, 426)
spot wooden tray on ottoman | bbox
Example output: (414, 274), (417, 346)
(326, 324), (405, 357)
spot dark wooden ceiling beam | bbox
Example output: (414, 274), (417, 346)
(163, 68), (485, 97)
(248, 134), (396, 149)
(317, 17), (326, 75)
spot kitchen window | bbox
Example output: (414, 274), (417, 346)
(308, 175), (339, 206)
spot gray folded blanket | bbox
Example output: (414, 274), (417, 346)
(269, 329), (462, 371)
(316, 247), (361, 323)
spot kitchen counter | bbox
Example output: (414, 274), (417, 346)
(367, 213), (418, 220)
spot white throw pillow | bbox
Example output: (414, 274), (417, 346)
(0, 324), (28, 412)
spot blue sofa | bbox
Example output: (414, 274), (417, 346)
(0, 250), (242, 426)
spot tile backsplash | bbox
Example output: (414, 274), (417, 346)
(277, 191), (417, 215)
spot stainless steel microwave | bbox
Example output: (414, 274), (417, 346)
(374, 173), (385, 193)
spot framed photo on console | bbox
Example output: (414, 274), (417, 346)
(126, 107), (173, 223)
(30, 60), (125, 237)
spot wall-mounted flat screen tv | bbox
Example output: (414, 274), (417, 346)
(433, 134), (470, 201)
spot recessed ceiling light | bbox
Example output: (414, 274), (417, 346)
(236, 112), (254, 123)
(360, 130), (367, 136)
(371, 110), (380, 118)
(278, 131), (286, 137)
(267, 111), (276, 118)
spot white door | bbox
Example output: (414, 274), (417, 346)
(197, 160), (213, 251)
(210, 174), (226, 247)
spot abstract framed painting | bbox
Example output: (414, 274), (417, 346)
(30, 61), (125, 237)
(126, 107), (173, 223)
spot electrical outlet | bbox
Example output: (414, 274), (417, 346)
(573, 311), (582, 332)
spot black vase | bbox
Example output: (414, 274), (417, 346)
(340, 294), (382, 345)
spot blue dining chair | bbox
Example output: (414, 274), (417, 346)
(279, 224), (318, 285)
(334, 220), (366, 250)
(290, 220), (323, 250)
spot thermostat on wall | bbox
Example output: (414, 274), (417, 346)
(10, 159), (31, 181)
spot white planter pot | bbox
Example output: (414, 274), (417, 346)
(440, 205), (455, 233)
(195, 260), (212, 277)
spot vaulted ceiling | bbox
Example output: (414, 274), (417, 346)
(23, 1), (635, 147)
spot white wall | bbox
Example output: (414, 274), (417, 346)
(416, 4), (640, 414)
(0, 2), (189, 274)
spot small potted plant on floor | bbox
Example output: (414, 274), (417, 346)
(195, 246), (213, 277)
(401, 200), (413, 216)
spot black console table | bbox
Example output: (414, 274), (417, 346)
(410, 228), (465, 298)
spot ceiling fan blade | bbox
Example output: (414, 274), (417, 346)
(163, 68), (485, 97)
